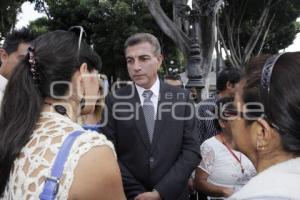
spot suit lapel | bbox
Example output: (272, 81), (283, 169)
(132, 87), (151, 152)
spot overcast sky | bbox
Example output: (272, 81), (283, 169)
(16, 2), (46, 29)
(16, 2), (299, 52)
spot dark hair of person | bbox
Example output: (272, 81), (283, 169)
(213, 96), (234, 132)
(216, 67), (241, 92)
(243, 52), (300, 156)
(164, 74), (181, 81)
(124, 33), (161, 55)
(2, 28), (36, 55)
(0, 30), (101, 195)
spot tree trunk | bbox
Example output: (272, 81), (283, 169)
(144, 0), (222, 97)
(199, 14), (217, 78)
(144, 0), (191, 57)
(217, 0), (276, 69)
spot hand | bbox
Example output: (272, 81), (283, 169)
(134, 191), (161, 200)
(222, 187), (234, 197)
(188, 177), (195, 192)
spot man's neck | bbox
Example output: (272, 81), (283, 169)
(0, 67), (9, 79)
(217, 91), (229, 98)
(136, 76), (158, 90)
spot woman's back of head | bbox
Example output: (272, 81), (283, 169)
(26, 30), (101, 97)
(0, 29), (101, 194)
(243, 51), (300, 156)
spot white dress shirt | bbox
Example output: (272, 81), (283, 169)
(135, 77), (160, 116)
(0, 74), (8, 106)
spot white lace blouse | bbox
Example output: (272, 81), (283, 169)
(1, 112), (115, 200)
(199, 137), (256, 199)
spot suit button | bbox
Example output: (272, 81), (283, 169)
(149, 157), (155, 162)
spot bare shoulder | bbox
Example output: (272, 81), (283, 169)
(68, 145), (126, 200)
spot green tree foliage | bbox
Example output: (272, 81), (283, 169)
(29, 0), (181, 81)
(218, 0), (300, 68)
(28, 17), (49, 34)
(0, 0), (25, 40)
(5, 0), (299, 77)
(263, 0), (300, 53)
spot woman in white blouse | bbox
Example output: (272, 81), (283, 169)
(194, 97), (256, 200)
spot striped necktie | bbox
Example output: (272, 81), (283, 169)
(142, 90), (155, 142)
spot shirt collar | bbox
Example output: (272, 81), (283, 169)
(135, 77), (160, 98)
(0, 74), (8, 92)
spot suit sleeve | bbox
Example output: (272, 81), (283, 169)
(154, 94), (201, 200)
(197, 103), (207, 145)
(101, 93), (146, 199)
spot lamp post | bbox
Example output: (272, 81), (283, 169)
(177, 5), (205, 100)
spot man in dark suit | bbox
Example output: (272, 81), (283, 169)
(102, 33), (200, 200)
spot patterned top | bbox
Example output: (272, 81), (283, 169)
(1, 112), (115, 200)
(197, 97), (218, 144)
(199, 137), (256, 199)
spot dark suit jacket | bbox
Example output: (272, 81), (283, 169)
(102, 81), (201, 200)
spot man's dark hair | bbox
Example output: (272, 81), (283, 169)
(2, 28), (36, 55)
(216, 67), (241, 92)
(164, 74), (181, 81)
(124, 33), (161, 55)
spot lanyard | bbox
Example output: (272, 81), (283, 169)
(219, 134), (245, 174)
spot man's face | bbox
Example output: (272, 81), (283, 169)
(0, 42), (29, 78)
(226, 81), (240, 97)
(125, 42), (162, 89)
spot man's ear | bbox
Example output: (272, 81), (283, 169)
(156, 54), (163, 71)
(218, 119), (226, 129)
(0, 49), (8, 64)
(226, 81), (234, 90)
